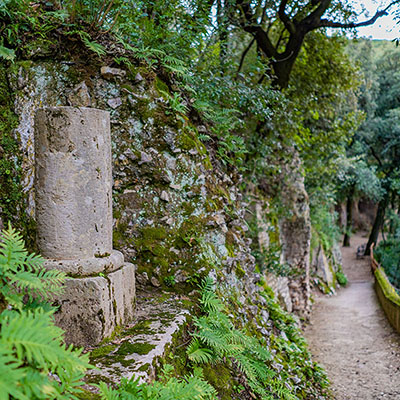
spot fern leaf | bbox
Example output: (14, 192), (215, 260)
(97, 381), (121, 400)
(200, 291), (223, 313)
(0, 351), (26, 400)
(81, 36), (106, 57)
(0, 45), (15, 61)
(187, 339), (214, 364)
(0, 310), (64, 368)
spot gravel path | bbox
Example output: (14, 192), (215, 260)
(304, 233), (400, 399)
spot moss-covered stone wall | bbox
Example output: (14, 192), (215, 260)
(3, 57), (259, 301)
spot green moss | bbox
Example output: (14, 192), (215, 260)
(141, 226), (168, 241)
(235, 263), (246, 279)
(177, 131), (197, 151)
(375, 267), (400, 306)
(76, 389), (101, 400)
(89, 344), (117, 361)
(122, 320), (154, 336)
(0, 64), (34, 247)
(137, 363), (151, 372)
(201, 363), (234, 400)
(155, 77), (170, 96)
(116, 341), (156, 356)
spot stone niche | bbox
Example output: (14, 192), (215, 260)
(34, 106), (135, 347)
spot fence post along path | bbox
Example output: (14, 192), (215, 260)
(35, 106), (135, 346)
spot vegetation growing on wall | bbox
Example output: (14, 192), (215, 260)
(2, 0), (400, 398)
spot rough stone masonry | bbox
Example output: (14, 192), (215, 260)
(35, 106), (136, 346)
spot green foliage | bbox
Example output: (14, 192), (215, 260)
(187, 279), (302, 400)
(374, 267), (400, 306)
(97, 365), (217, 400)
(375, 236), (400, 290)
(260, 291), (332, 399)
(0, 64), (28, 237)
(163, 275), (176, 287)
(0, 225), (92, 399)
(310, 206), (340, 252)
(0, 225), (65, 311)
(0, 45), (15, 61)
(335, 271), (348, 287)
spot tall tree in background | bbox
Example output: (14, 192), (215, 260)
(347, 43), (400, 254)
(233, 0), (397, 88)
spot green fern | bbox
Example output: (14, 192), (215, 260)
(0, 44), (16, 61)
(187, 279), (289, 399)
(0, 225), (92, 399)
(81, 35), (106, 57)
(0, 225), (66, 311)
(97, 367), (217, 399)
(186, 338), (215, 364)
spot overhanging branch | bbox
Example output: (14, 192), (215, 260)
(319, 1), (399, 29)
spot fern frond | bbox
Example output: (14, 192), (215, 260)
(82, 36), (106, 56)
(200, 290), (223, 313)
(187, 338), (215, 364)
(97, 381), (120, 400)
(0, 310), (64, 368)
(0, 350), (25, 400)
(200, 276), (215, 292)
(0, 45), (15, 61)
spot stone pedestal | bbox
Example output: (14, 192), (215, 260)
(35, 107), (135, 347)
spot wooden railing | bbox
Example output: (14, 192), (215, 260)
(370, 243), (400, 333)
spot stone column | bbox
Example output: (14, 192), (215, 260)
(35, 107), (135, 346)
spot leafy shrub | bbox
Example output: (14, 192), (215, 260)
(0, 225), (91, 399)
(375, 237), (400, 290)
(335, 271), (348, 286)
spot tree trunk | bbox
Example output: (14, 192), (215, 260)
(343, 189), (354, 247)
(364, 196), (389, 256)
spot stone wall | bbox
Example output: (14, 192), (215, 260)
(279, 149), (311, 316)
(4, 58), (271, 334)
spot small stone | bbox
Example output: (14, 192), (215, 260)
(160, 191), (170, 202)
(175, 270), (187, 283)
(213, 214), (225, 226)
(136, 272), (149, 285)
(151, 277), (160, 287)
(189, 148), (198, 155)
(260, 310), (269, 323)
(166, 158), (176, 170)
(170, 184), (181, 190)
(67, 81), (91, 107)
(139, 151), (152, 164)
(198, 125), (207, 133)
(107, 97), (122, 109)
(17, 67), (25, 89)
(101, 66), (126, 79)
(135, 72), (144, 82)
(124, 148), (137, 161)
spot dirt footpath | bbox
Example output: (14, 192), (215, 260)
(304, 233), (400, 399)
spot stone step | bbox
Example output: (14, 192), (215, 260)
(85, 288), (191, 386)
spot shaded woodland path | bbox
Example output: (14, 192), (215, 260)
(304, 233), (400, 399)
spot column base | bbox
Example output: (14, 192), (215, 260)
(53, 263), (136, 347)
(43, 250), (125, 276)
